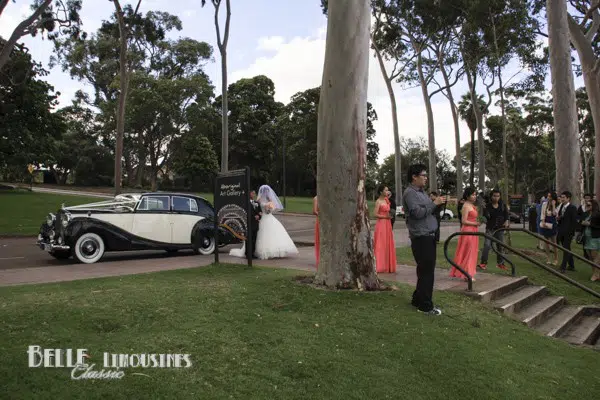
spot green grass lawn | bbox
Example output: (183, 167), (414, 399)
(397, 232), (600, 304)
(0, 264), (598, 399)
(0, 190), (107, 236)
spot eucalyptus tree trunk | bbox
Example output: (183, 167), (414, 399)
(113, 0), (129, 194)
(547, 0), (582, 203)
(438, 60), (462, 199)
(315, 0), (380, 290)
(415, 50), (438, 192)
(372, 42), (402, 204)
(566, 0), (600, 199)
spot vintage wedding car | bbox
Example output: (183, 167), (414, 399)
(36, 192), (241, 264)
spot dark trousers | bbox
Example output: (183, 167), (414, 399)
(558, 234), (574, 271)
(410, 235), (437, 312)
(481, 230), (505, 265)
(246, 228), (258, 259)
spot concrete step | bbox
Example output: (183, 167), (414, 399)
(515, 295), (566, 328)
(560, 315), (600, 345)
(467, 276), (529, 302)
(493, 285), (548, 315)
(534, 305), (584, 337)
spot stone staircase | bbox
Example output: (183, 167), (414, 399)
(465, 275), (600, 348)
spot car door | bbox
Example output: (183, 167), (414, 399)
(170, 196), (204, 244)
(132, 195), (172, 243)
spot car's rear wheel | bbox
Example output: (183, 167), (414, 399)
(50, 250), (71, 260)
(193, 235), (215, 255)
(73, 232), (105, 264)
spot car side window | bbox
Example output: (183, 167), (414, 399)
(137, 196), (169, 211)
(172, 196), (198, 213)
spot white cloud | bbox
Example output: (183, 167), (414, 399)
(231, 27), (474, 164)
(256, 36), (285, 51)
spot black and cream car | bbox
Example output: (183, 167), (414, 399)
(37, 192), (240, 264)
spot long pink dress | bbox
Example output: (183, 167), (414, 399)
(450, 206), (479, 280)
(374, 200), (397, 273)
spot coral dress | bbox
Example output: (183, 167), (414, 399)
(450, 206), (480, 280)
(374, 200), (397, 273)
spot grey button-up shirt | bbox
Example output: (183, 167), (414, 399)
(403, 184), (439, 238)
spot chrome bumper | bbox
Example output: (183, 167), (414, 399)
(37, 239), (70, 252)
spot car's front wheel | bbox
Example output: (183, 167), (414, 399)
(73, 232), (105, 264)
(193, 235), (215, 255)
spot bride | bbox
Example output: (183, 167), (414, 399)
(253, 185), (299, 259)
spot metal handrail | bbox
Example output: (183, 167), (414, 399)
(444, 230), (600, 299)
(443, 231), (515, 291)
(494, 227), (600, 272)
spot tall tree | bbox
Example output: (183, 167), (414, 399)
(370, 2), (413, 205)
(201, 0), (231, 172)
(429, 31), (464, 200)
(316, 0), (380, 289)
(547, 0), (581, 202)
(566, 0), (600, 198)
(111, 0), (141, 194)
(214, 75), (283, 185)
(274, 86), (380, 195)
(458, 93), (487, 188)
(0, 0), (81, 70)
(0, 42), (64, 173)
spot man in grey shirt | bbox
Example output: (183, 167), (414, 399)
(403, 164), (444, 315)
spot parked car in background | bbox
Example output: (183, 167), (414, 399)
(36, 192), (241, 264)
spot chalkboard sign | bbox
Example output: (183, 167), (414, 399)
(213, 167), (253, 266)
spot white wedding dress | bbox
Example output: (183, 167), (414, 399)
(254, 203), (299, 259)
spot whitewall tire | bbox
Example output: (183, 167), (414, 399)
(74, 232), (105, 264)
(194, 235), (215, 255)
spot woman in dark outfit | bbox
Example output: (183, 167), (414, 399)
(387, 191), (397, 228)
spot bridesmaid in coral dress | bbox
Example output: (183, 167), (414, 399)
(373, 185), (397, 273)
(313, 195), (319, 269)
(450, 187), (481, 281)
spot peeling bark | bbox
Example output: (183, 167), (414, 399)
(315, 0), (380, 290)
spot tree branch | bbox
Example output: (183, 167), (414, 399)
(568, 14), (596, 66)
(0, 0), (52, 70)
(582, 0), (600, 26)
(222, 0), (231, 49)
(584, 0), (600, 41)
(212, 0), (222, 48)
(0, 0), (9, 18)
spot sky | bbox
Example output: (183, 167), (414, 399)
(0, 0), (586, 164)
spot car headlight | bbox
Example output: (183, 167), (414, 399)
(46, 213), (55, 226)
(61, 212), (71, 227)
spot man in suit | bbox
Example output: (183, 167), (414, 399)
(247, 190), (261, 259)
(556, 191), (578, 272)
